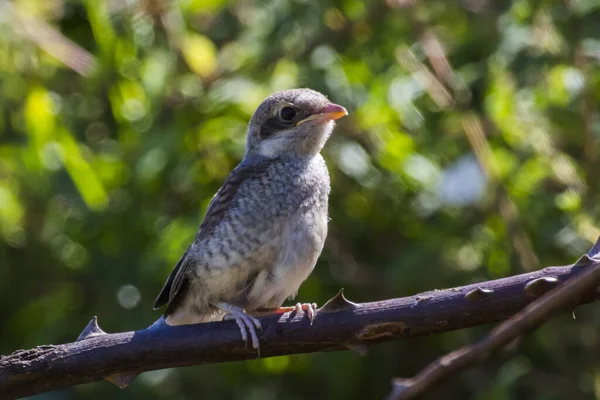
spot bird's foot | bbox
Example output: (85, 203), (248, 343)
(218, 302), (262, 351)
(258, 303), (319, 323)
(293, 302), (318, 325)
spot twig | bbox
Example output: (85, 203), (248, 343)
(386, 237), (600, 400)
(403, 28), (541, 271)
(2, 242), (600, 399)
(461, 114), (540, 271)
(395, 46), (454, 109)
(2, 1), (96, 76)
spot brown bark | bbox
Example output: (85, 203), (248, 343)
(1, 257), (598, 399)
(387, 239), (600, 399)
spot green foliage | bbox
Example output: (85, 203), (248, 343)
(1, 0), (600, 399)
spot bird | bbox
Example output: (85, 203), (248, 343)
(153, 88), (347, 350)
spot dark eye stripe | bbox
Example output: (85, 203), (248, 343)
(259, 116), (290, 139)
(258, 108), (312, 140)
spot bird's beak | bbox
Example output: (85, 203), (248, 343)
(297, 103), (348, 126)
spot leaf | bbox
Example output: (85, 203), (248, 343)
(181, 34), (218, 79)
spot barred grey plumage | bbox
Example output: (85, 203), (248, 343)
(153, 88), (347, 350)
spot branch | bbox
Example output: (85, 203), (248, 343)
(387, 238), (600, 400)
(1, 240), (600, 399)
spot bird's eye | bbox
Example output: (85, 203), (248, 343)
(279, 107), (296, 122)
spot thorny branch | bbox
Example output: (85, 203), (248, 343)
(385, 23), (600, 400)
(386, 238), (600, 400)
(1, 237), (600, 399)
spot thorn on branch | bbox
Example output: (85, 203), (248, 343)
(77, 317), (106, 341)
(464, 287), (494, 302)
(76, 316), (138, 389)
(386, 378), (412, 400)
(345, 343), (369, 356)
(104, 372), (139, 389)
(524, 277), (559, 297)
(319, 289), (358, 313)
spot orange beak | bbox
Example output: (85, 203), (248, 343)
(297, 103), (348, 126)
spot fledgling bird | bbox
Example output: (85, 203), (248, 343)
(153, 88), (347, 349)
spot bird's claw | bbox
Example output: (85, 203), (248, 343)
(294, 302), (318, 325)
(220, 303), (262, 351)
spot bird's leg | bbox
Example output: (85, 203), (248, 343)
(217, 302), (262, 350)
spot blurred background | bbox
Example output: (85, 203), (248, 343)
(1, 0), (600, 399)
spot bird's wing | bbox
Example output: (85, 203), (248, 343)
(153, 158), (273, 314)
(152, 249), (189, 310)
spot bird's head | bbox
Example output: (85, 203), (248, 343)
(245, 88), (347, 158)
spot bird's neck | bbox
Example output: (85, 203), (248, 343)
(244, 152), (310, 163)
